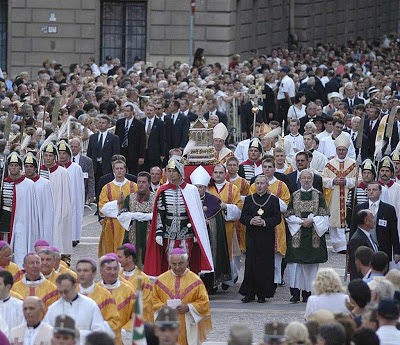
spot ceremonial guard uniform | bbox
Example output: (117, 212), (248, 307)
(322, 134), (357, 253)
(285, 170), (329, 303)
(0, 152), (36, 266)
(57, 140), (85, 245)
(238, 138), (263, 182)
(144, 157), (213, 278)
(39, 143), (72, 256)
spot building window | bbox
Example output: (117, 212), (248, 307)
(101, 0), (146, 68)
(0, 0), (7, 70)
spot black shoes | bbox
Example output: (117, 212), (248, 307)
(302, 290), (311, 303)
(257, 297), (266, 303)
(221, 283), (229, 290)
(241, 295), (253, 303)
(290, 288), (300, 303)
(208, 286), (218, 295)
(72, 241), (78, 247)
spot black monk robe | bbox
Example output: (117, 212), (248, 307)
(239, 192), (281, 299)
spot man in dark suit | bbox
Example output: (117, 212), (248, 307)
(349, 116), (369, 161)
(115, 104), (146, 176)
(348, 209), (377, 280)
(179, 98), (198, 122)
(343, 83), (364, 114)
(203, 98), (228, 127)
(155, 102), (173, 167)
(314, 68), (328, 105)
(141, 104), (165, 171)
(324, 71), (341, 94)
(286, 151), (323, 194)
(364, 106), (381, 158)
(167, 100), (189, 150)
(350, 182), (400, 264)
(87, 115), (120, 196)
(299, 102), (318, 134)
(240, 96), (265, 138)
(70, 137), (95, 203)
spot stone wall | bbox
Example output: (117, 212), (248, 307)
(8, 0), (98, 77)
(5, 0), (399, 76)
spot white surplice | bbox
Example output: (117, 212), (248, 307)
(65, 162), (85, 241)
(31, 176), (54, 246)
(40, 164), (72, 254)
(44, 293), (107, 345)
(10, 176), (37, 266)
(0, 296), (24, 338)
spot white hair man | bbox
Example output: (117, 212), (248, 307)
(153, 248), (212, 345)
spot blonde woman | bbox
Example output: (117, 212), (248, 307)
(305, 268), (350, 317)
(285, 321), (311, 345)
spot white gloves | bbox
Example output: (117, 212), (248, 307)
(156, 236), (163, 246)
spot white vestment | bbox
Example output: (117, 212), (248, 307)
(234, 139), (251, 163)
(380, 181), (400, 242)
(9, 177), (37, 266)
(32, 176), (54, 246)
(40, 164), (72, 254)
(10, 322), (53, 345)
(65, 162), (85, 241)
(44, 293), (107, 345)
(310, 149), (328, 173)
(0, 296), (24, 337)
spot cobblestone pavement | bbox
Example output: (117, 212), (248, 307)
(76, 210), (347, 344)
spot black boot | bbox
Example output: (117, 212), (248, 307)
(302, 290), (311, 302)
(290, 288), (300, 303)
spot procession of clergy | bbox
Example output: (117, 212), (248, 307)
(3, 108), (400, 345)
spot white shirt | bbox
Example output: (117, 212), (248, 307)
(125, 117), (134, 129)
(277, 75), (296, 100)
(285, 133), (304, 152)
(145, 117), (154, 131)
(44, 293), (108, 345)
(72, 153), (81, 165)
(359, 227), (378, 252)
(376, 325), (400, 345)
(305, 293), (350, 317)
(24, 322), (42, 345)
(172, 111), (180, 124)
(98, 131), (108, 147)
(287, 104), (306, 120)
(0, 296), (24, 337)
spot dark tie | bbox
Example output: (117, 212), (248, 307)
(73, 157), (75, 162)
(350, 99), (353, 108)
(351, 132), (355, 142)
(146, 119), (152, 149)
(296, 178), (301, 189)
(122, 122), (129, 148)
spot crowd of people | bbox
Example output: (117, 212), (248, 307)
(0, 34), (400, 345)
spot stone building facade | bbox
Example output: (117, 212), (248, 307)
(2, 0), (399, 77)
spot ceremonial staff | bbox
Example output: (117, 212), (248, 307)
(0, 107), (14, 207)
(383, 105), (397, 156)
(249, 78), (265, 139)
(344, 113), (365, 282)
